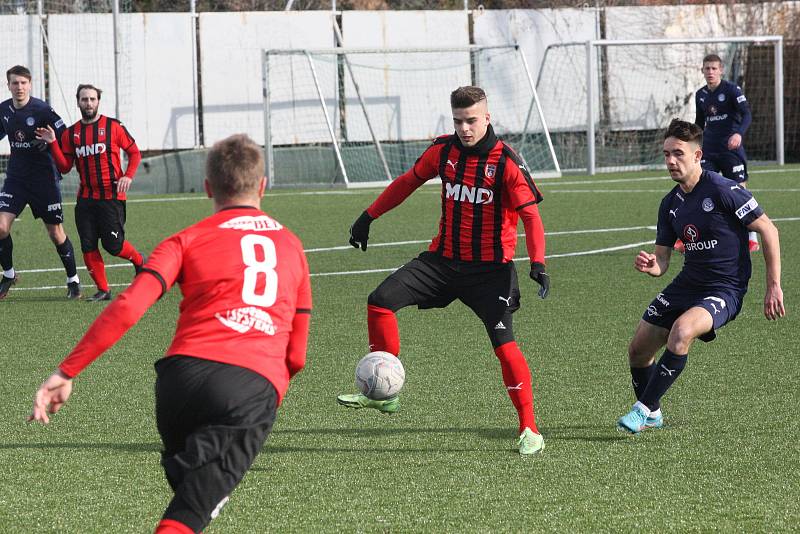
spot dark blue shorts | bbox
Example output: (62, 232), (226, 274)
(701, 152), (748, 183)
(641, 283), (745, 342)
(0, 178), (65, 224)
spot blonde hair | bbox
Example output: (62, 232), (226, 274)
(206, 134), (264, 201)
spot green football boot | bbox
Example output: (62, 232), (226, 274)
(336, 393), (400, 414)
(517, 427), (545, 455)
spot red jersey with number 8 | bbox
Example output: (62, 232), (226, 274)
(143, 206), (311, 397)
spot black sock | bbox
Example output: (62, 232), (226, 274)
(640, 349), (687, 412)
(630, 363), (655, 401)
(55, 238), (78, 278)
(0, 235), (12, 271)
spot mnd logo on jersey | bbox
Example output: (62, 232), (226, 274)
(215, 307), (276, 335)
(218, 215), (283, 232)
(445, 183), (493, 205)
(75, 143), (107, 157)
(682, 224), (718, 252)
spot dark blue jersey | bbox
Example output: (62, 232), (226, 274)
(694, 80), (751, 157)
(0, 97), (65, 182)
(655, 170), (763, 291)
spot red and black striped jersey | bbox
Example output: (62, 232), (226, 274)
(57, 115), (138, 200)
(370, 126), (543, 263)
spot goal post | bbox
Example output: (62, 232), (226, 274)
(261, 45), (561, 188)
(536, 36), (785, 175)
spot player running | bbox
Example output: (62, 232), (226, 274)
(337, 86), (550, 456)
(29, 134), (312, 534)
(618, 119), (784, 434)
(36, 83), (145, 302)
(688, 53), (758, 252)
(0, 65), (81, 299)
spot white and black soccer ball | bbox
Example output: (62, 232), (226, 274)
(355, 351), (405, 400)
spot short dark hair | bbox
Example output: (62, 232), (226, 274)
(206, 134), (264, 201)
(76, 84), (102, 101)
(702, 54), (723, 66)
(664, 118), (703, 145)
(6, 65), (32, 82)
(450, 86), (486, 109)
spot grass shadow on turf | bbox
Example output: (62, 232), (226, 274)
(543, 425), (630, 442)
(0, 442), (161, 453)
(273, 426), (510, 440)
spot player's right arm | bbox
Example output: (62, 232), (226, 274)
(694, 92), (705, 129)
(634, 246), (671, 277)
(35, 125), (74, 173)
(640, 194), (676, 276)
(747, 214), (784, 320)
(349, 141), (442, 251)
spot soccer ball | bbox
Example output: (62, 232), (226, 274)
(355, 351), (405, 400)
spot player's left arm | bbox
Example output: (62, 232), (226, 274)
(504, 150), (548, 298)
(728, 86), (752, 150)
(748, 214), (785, 320)
(116, 124), (141, 193)
(286, 250), (312, 378)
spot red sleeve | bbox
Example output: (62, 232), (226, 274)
(286, 251), (312, 378)
(504, 160), (543, 210)
(519, 203), (546, 265)
(138, 234), (186, 296)
(50, 129), (74, 174)
(122, 141), (141, 179)
(58, 274), (164, 378)
(366, 142), (442, 218)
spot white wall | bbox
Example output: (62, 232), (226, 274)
(200, 11), (335, 146)
(47, 13), (196, 150)
(342, 11), (470, 142)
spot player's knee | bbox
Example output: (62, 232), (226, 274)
(367, 279), (406, 311)
(627, 339), (651, 366)
(486, 322), (515, 348)
(0, 223), (9, 239)
(46, 225), (65, 244)
(101, 237), (123, 256)
(667, 321), (696, 352)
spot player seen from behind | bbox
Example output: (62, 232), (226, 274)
(29, 134), (312, 534)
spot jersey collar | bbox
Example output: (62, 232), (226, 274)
(453, 124), (498, 157)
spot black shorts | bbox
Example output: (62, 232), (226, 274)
(701, 152), (748, 183)
(154, 356), (278, 533)
(75, 198), (126, 253)
(0, 178), (64, 224)
(369, 251), (521, 348)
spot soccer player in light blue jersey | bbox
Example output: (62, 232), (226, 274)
(617, 119), (784, 434)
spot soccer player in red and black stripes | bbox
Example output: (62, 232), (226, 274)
(337, 86), (550, 455)
(29, 134), (312, 534)
(36, 84), (145, 302)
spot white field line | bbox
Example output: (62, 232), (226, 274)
(10, 218), (799, 290)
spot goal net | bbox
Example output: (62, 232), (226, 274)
(535, 37), (784, 174)
(262, 45), (561, 188)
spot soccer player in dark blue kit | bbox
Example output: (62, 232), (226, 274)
(617, 119), (784, 434)
(693, 53), (759, 252)
(0, 65), (81, 299)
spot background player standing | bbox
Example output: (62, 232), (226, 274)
(36, 84), (145, 302)
(618, 119), (784, 434)
(0, 65), (80, 299)
(336, 86), (550, 456)
(29, 134), (312, 534)
(693, 53), (759, 251)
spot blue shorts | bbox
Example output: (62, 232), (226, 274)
(0, 178), (64, 224)
(641, 283), (745, 342)
(701, 152), (748, 183)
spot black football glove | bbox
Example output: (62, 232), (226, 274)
(349, 210), (374, 251)
(530, 262), (550, 299)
